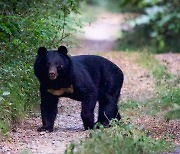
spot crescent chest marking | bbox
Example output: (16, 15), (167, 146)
(47, 85), (74, 96)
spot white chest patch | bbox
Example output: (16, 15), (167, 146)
(47, 85), (74, 96)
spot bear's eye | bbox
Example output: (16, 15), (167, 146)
(60, 64), (63, 68)
(55, 62), (61, 67)
(57, 64), (63, 70)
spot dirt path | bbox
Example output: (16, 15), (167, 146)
(156, 53), (180, 76)
(0, 11), (179, 154)
(71, 12), (129, 54)
(0, 99), (88, 154)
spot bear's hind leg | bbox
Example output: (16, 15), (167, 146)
(97, 94), (121, 127)
(97, 98), (107, 126)
(81, 97), (97, 130)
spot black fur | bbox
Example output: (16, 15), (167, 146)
(34, 46), (124, 132)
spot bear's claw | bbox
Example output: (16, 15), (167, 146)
(37, 126), (53, 132)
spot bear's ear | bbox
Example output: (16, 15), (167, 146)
(37, 47), (47, 56)
(58, 46), (68, 55)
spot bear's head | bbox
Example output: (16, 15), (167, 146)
(35, 46), (70, 81)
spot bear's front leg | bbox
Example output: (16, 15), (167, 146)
(37, 85), (59, 132)
(81, 97), (97, 130)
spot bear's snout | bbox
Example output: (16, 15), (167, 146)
(49, 66), (58, 80)
(49, 72), (57, 80)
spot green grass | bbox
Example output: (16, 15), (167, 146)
(134, 52), (172, 80)
(165, 109), (180, 120)
(65, 121), (172, 154)
(120, 100), (140, 110)
(131, 51), (180, 119)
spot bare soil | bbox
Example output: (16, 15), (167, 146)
(0, 99), (88, 154)
(156, 53), (180, 76)
(136, 116), (180, 145)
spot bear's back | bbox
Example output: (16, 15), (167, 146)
(71, 55), (123, 83)
(71, 55), (118, 70)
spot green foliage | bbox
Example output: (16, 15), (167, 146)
(0, 60), (39, 133)
(145, 87), (180, 118)
(160, 87), (180, 107)
(155, 87), (180, 120)
(65, 121), (172, 154)
(118, 0), (180, 52)
(0, 0), (82, 57)
(0, 0), (82, 134)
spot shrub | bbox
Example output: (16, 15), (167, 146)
(65, 121), (172, 154)
(0, 0), (82, 133)
(118, 0), (180, 52)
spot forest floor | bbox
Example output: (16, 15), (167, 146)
(0, 10), (180, 154)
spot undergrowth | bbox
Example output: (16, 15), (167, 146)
(0, 57), (39, 133)
(65, 121), (172, 154)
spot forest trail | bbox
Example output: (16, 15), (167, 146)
(71, 11), (129, 54)
(0, 11), (180, 154)
(1, 11), (129, 154)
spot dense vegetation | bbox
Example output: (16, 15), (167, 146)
(118, 0), (180, 52)
(0, 0), (81, 133)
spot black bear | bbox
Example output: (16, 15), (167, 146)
(34, 46), (124, 132)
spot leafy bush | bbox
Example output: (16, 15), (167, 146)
(118, 0), (180, 52)
(65, 121), (172, 154)
(0, 0), (82, 134)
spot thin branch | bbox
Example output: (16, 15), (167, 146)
(58, 33), (70, 43)
(61, 8), (66, 41)
(104, 112), (110, 121)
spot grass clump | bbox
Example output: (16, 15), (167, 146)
(165, 109), (180, 121)
(65, 121), (172, 154)
(120, 100), (139, 109)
